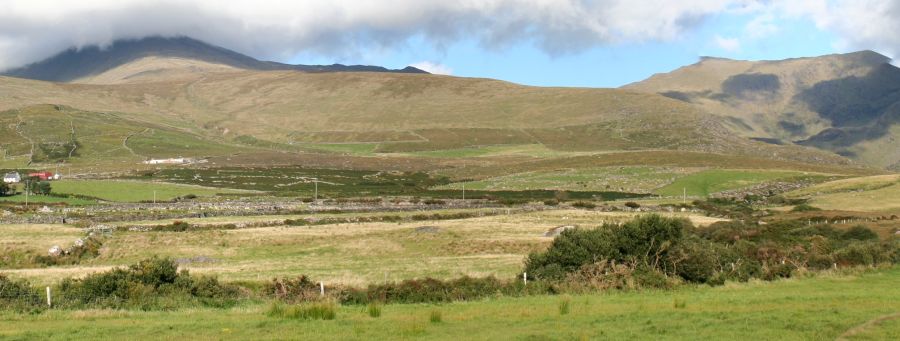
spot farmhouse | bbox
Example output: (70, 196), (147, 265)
(143, 158), (188, 165)
(3, 172), (21, 183)
(28, 171), (59, 181)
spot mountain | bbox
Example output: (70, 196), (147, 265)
(0, 37), (865, 173)
(624, 50), (900, 169)
(0, 36), (427, 83)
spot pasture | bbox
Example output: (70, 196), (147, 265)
(1, 210), (724, 285)
(48, 180), (251, 202)
(1, 267), (897, 340)
(786, 174), (900, 213)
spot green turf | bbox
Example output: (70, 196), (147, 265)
(438, 166), (683, 192)
(48, 180), (248, 202)
(655, 169), (821, 197)
(1, 268), (897, 340)
(0, 194), (96, 205)
(295, 143), (379, 155)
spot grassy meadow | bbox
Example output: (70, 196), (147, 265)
(2, 210), (725, 285)
(786, 174), (900, 213)
(1, 267), (897, 340)
(48, 180), (251, 202)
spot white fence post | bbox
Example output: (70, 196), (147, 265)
(523, 272), (527, 286)
(46, 286), (51, 307)
(319, 282), (325, 297)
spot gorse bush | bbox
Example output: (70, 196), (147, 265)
(525, 215), (898, 287)
(56, 257), (241, 309)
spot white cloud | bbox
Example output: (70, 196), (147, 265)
(410, 61), (452, 75)
(0, 0), (750, 70)
(714, 35), (741, 52)
(744, 13), (779, 39)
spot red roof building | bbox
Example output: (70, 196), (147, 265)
(28, 171), (55, 181)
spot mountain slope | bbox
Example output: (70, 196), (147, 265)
(0, 36), (426, 83)
(0, 69), (852, 169)
(625, 51), (900, 169)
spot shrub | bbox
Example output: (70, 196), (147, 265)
(624, 202), (641, 209)
(543, 198), (560, 206)
(791, 204), (821, 212)
(56, 257), (240, 309)
(525, 215), (690, 281)
(571, 201), (596, 209)
(842, 225), (878, 241)
(0, 275), (43, 311)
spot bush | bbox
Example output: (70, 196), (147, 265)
(525, 215), (690, 281)
(571, 201), (596, 209)
(791, 204), (821, 212)
(56, 257), (240, 309)
(624, 202), (641, 209)
(842, 225), (878, 241)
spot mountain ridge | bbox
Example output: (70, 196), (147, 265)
(624, 50), (900, 169)
(0, 36), (427, 83)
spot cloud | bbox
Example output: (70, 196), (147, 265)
(0, 0), (747, 70)
(714, 35), (741, 52)
(410, 61), (452, 75)
(744, 13), (779, 39)
(805, 0), (900, 60)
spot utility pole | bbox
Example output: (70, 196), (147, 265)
(24, 179), (29, 208)
(153, 190), (157, 204)
(682, 187), (686, 204)
(313, 179), (318, 204)
(462, 183), (465, 201)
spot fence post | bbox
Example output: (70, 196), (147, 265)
(523, 272), (527, 286)
(319, 282), (324, 297)
(46, 286), (52, 308)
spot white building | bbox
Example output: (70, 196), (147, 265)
(2, 172), (21, 183)
(143, 158), (188, 165)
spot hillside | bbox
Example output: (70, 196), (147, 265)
(0, 37), (868, 173)
(0, 36), (426, 83)
(625, 51), (900, 169)
(0, 69), (854, 170)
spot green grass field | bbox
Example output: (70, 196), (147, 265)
(786, 174), (900, 213)
(2, 210), (723, 285)
(1, 267), (897, 340)
(438, 166), (685, 193)
(48, 180), (250, 202)
(655, 169), (823, 197)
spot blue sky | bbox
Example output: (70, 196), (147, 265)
(289, 10), (840, 88)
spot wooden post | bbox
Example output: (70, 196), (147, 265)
(523, 272), (527, 286)
(46, 286), (51, 307)
(319, 282), (324, 297)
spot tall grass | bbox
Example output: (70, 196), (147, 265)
(367, 302), (382, 318)
(429, 309), (443, 323)
(266, 301), (337, 320)
(559, 296), (571, 315)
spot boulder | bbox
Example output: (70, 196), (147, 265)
(48, 245), (63, 257)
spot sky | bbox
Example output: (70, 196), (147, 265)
(0, 0), (899, 87)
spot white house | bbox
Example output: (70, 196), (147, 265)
(143, 158), (188, 165)
(2, 172), (21, 183)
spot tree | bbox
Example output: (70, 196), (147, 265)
(0, 181), (10, 196)
(24, 177), (51, 195)
(36, 181), (51, 195)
